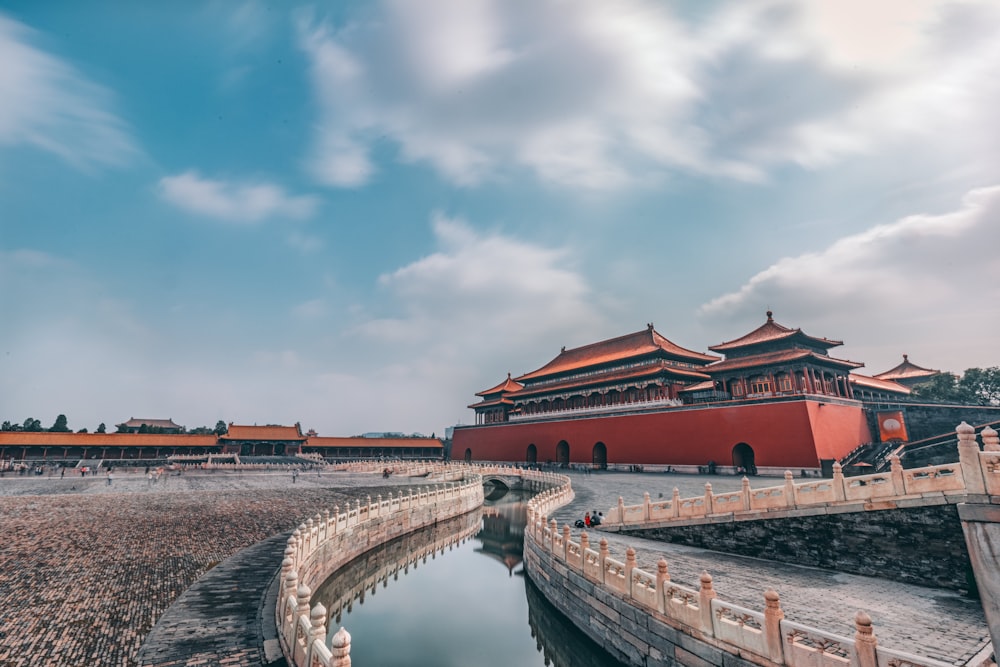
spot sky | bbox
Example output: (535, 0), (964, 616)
(1, 0), (999, 437)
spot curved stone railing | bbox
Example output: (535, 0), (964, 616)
(524, 488), (959, 667)
(274, 461), (569, 666)
(275, 474), (485, 667)
(605, 423), (1000, 529)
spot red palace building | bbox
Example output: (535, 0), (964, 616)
(451, 312), (913, 474)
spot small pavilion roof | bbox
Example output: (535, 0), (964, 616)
(515, 325), (718, 383)
(873, 354), (941, 381)
(119, 418), (183, 429)
(222, 424), (305, 441)
(677, 380), (716, 393)
(709, 311), (842, 353)
(475, 373), (525, 397)
(704, 349), (863, 374)
(849, 374), (912, 395)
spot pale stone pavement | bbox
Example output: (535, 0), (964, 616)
(549, 469), (991, 667)
(0, 470), (417, 667)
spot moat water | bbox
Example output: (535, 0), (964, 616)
(313, 490), (626, 667)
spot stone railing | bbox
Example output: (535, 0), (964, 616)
(275, 473), (485, 667)
(604, 422), (1000, 529)
(524, 480), (958, 667)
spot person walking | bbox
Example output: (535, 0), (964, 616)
(106, 470), (113, 486)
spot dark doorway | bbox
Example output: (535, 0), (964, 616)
(555, 440), (570, 465)
(592, 442), (607, 469)
(526, 444), (537, 465)
(732, 443), (756, 475)
(464, 448), (472, 463)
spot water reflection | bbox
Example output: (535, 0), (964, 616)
(314, 490), (626, 666)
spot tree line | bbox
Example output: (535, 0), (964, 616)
(0, 416), (228, 435)
(911, 367), (1000, 406)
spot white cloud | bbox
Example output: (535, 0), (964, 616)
(0, 14), (135, 170)
(699, 185), (1000, 371)
(296, 0), (1000, 190)
(157, 171), (319, 223)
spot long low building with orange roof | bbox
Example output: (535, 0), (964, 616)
(0, 425), (445, 464)
(451, 313), (966, 474)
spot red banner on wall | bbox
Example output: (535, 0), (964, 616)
(877, 410), (908, 442)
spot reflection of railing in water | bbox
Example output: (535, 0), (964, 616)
(312, 510), (483, 630)
(476, 499), (528, 575)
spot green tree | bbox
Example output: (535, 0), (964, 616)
(49, 414), (70, 432)
(214, 420), (228, 435)
(138, 424), (150, 434)
(77, 428), (88, 433)
(1, 421), (12, 432)
(957, 367), (1000, 406)
(23, 417), (42, 432)
(116, 423), (129, 433)
(96, 423), (107, 434)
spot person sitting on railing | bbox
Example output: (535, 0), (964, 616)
(591, 511), (602, 527)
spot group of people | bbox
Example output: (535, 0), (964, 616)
(575, 510), (603, 528)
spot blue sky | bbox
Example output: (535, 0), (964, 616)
(2, 0), (999, 436)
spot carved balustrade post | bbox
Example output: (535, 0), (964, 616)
(307, 603), (328, 666)
(618, 496), (626, 524)
(580, 532), (590, 554)
(854, 611), (878, 667)
(376, 494), (383, 518)
(550, 519), (558, 553)
(323, 509), (331, 538)
(704, 483), (713, 515)
(656, 559), (669, 614)
(763, 590), (784, 664)
(672, 487), (680, 518)
(741, 476), (751, 511)
(330, 626), (352, 667)
(563, 525), (571, 560)
(625, 547), (637, 598)
(784, 471), (796, 507)
(296, 583), (312, 633)
(539, 514), (547, 543)
(958, 421), (987, 495)
(305, 519), (314, 553)
(643, 492), (651, 521)
(889, 455), (906, 496)
(698, 572), (716, 635)
(599, 538), (609, 585)
(982, 425), (1000, 452)
(832, 462), (847, 501)
(284, 570), (298, 606)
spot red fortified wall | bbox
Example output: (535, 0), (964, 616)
(452, 399), (873, 469)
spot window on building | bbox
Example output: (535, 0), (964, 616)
(749, 377), (772, 394)
(777, 374), (793, 392)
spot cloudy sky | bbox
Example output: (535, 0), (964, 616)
(2, 0), (998, 436)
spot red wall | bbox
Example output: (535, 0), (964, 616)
(452, 399), (871, 469)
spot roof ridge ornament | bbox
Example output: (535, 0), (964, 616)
(766, 310), (773, 321)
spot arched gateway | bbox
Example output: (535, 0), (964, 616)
(732, 443), (756, 474)
(555, 440), (570, 465)
(592, 442), (607, 469)
(526, 444), (537, 464)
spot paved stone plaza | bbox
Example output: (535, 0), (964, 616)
(0, 470), (415, 667)
(0, 468), (991, 666)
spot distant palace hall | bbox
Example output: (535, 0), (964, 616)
(453, 312), (953, 473)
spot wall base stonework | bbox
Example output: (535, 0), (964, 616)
(618, 503), (975, 594)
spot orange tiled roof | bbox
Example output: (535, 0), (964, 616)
(0, 432), (218, 446)
(223, 424), (305, 441)
(306, 437), (443, 449)
(475, 373), (525, 397)
(510, 361), (710, 400)
(515, 325), (718, 383)
(704, 349), (863, 374)
(677, 380), (715, 393)
(467, 397), (516, 409)
(873, 354), (941, 381)
(850, 374), (911, 394)
(708, 311), (842, 352)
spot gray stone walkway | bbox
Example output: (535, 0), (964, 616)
(549, 469), (991, 666)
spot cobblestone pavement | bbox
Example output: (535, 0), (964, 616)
(0, 470), (417, 667)
(549, 470), (991, 666)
